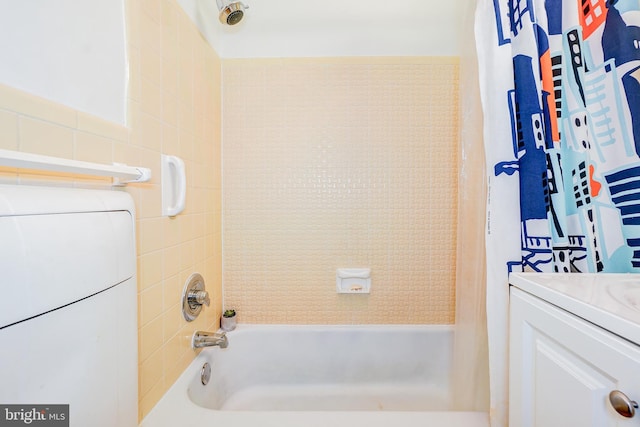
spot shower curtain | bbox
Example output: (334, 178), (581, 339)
(476, 0), (640, 425)
(452, 0), (490, 415)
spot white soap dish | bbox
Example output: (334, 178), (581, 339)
(336, 268), (371, 294)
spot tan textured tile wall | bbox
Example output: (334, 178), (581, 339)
(222, 57), (459, 325)
(129, 0), (222, 418)
(0, 0), (222, 420)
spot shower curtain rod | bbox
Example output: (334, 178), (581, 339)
(0, 148), (151, 185)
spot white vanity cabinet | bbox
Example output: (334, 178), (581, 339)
(509, 273), (640, 427)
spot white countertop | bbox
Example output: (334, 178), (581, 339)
(509, 273), (640, 346)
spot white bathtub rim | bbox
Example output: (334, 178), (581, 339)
(223, 323), (455, 334)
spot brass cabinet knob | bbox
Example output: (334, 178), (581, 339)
(609, 390), (638, 418)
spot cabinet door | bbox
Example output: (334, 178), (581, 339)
(510, 287), (640, 427)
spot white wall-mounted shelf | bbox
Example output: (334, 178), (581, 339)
(0, 149), (151, 185)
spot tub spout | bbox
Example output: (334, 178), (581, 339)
(192, 330), (228, 349)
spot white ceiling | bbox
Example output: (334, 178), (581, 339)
(177, 0), (463, 58)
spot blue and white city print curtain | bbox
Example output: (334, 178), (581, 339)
(490, 0), (640, 274)
(476, 1), (640, 425)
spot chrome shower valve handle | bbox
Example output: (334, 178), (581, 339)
(189, 290), (210, 307)
(182, 273), (209, 321)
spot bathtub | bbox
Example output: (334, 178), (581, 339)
(141, 325), (489, 427)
